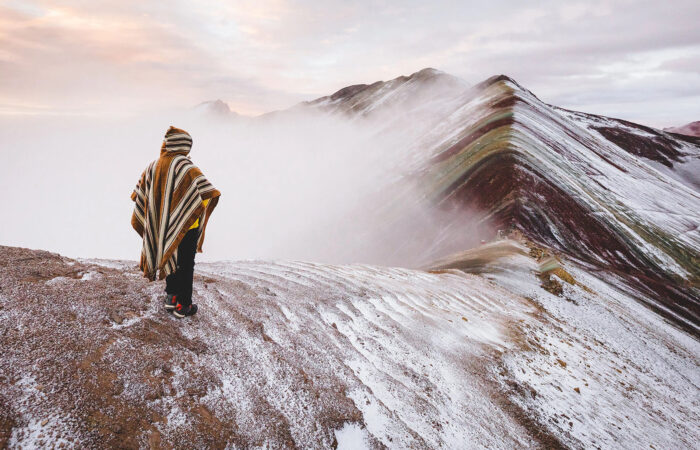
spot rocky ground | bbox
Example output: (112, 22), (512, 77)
(1, 242), (698, 449)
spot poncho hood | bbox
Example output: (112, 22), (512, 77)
(160, 126), (192, 156)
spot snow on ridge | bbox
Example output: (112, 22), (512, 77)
(392, 74), (699, 329)
(191, 259), (539, 447)
(194, 256), (699, 449)
(441, 245), (700, 449)
(2, 244), (699, 448)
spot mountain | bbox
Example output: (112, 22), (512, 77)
(304, 68), (469, 116)
(302, 69), (700, 336)
(192, 99), (238, 118)
(2, 70), (699, 448)
(665, 120), (700, 137)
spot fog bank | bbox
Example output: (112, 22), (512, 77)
(0, 109), (488, 266)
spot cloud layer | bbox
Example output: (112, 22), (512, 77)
(1, 0), (699, 126)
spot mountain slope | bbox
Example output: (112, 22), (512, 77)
(304, 68), (469, 118)
(665, 120), (700, 137)
(303, 70), (700, 335)
(1, 245), (698, 448)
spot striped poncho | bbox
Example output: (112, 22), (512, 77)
(131, 127), (221, 281)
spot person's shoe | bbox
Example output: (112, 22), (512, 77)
(164, 294), (177, 311)
(173, 303), (198, 318)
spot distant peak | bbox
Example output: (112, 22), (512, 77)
(476, 74), (521, 89)
(198, 99), (231, 111)
(306, 67), (465, 107)
(193, 99), (237, 116)
(664, 121), (700, 138)
(410, 67), (443, 78)
(329, 84), (371, 101)
(323, 69), (448, 103)
(472, 74), (541, 103)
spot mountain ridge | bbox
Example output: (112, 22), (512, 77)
(298, 69), (698, 333)
(664, 120), (700, 137)
(1, 240), (698, 448)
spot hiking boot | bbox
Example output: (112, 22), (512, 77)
(164, 294), (177, 311)
(173, 303), (198, 318)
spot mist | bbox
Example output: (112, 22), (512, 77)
(0, 107), (490, 267)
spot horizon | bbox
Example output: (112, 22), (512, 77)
(1, 1), (699, 128)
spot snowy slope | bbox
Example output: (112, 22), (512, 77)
(1, 245), (698, 448)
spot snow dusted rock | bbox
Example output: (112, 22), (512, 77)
(1, 244), (698, 448)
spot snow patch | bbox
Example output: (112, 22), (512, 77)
(334, 422), (370, 450)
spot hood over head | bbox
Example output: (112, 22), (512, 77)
(161, 126), (192, 155)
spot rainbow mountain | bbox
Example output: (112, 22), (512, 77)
(304, 68), (700, 336)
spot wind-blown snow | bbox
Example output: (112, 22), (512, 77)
(477, 246), (700, 448)
(188, 260), (535, 447)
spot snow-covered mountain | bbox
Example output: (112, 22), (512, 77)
(301, 69), (700, 336)
(665, 121), (700, 137)
(1, 70), (699, 448)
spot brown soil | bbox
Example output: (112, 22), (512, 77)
(0, 246), (364, 448)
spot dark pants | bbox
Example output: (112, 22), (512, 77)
(165, 228), (199, 306)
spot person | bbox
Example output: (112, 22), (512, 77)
(130, 126), (221, 318)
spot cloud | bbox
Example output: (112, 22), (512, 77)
(0, 0), (698, 125)
(659, 55), (700, 74)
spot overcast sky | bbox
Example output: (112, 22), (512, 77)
(1, 0), (699, 127)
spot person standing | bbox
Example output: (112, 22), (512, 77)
(131, 126), (220, 318)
